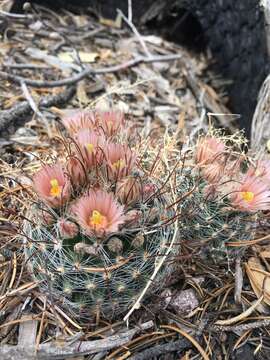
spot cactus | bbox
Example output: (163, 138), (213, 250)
(23, 110), (176, 319)
(24, 110), (270, 319)
(176, 169), (257, 262)
(176, 131), (268, 263)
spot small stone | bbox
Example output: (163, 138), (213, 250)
(23, 2), (32, 12)
(169, 289), (199, 314)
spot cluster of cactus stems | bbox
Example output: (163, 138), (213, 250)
(24, 110), (176, 319)
(177, 130), (269, 262)
(24, 111), (270, 319)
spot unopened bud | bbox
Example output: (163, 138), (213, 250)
(116, 176), (141, 205)
(131, 233), (144, 248)
(66, 157), (86, 186)
(74, 242), (98, 256)
(107, 237), (123, 253)
(124, 209), (141, 226)
(143, 182), (156, 199)
(58, 219), (78, 239)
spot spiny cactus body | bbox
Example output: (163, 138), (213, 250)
(24, 110), (176, 318)
(24, 111), (270, 319)
(176, 131), (269, 262)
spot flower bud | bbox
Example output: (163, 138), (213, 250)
(107, 237), (123, 253)
(74, 242), (98, 256)
(58, 218), (78, 239)
(142, 183), (156, 200)
(124, 210), (141, 227)
(202, 162), (224, 184)
(115, 176), (141, 205)
(66, 157), (86, 186)
(131, 233), (144, 248)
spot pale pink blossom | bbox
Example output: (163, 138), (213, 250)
(72, 190), (125, 236)
(105, 143), (136, 180)
(95, 110), (125, 137)
(230, 175), (270, 212)
(76, 129), (106, 167)
(246, 160), (270, 184)
(57, 218), (79, 239)
(33, 164), (70, 207)
(62, 110), (95, 135)
(196, 136), (225, 165)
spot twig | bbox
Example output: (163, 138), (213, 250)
(215, 295), (264, 326)
(117, 9), (151, 57)
(0, 86), (75, 136)
(0, 53), (182, 88)
(0, 320), (154, 360)
(0, 10), (31, 19)
(234, 256), (243, 305)
(20, 81), (43, 119)
(30, 3), (85, 70)
(211, 319), (270, 333)
(3, 63), (50, 70)
(128, 0), (133, 22)
(128, 338), (191, 360)
(162, 324), (210, 360)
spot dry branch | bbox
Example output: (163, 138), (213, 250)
(0, 320), (153, 360)
(0, 86), (75, 136)
(0, 54), (182, 89)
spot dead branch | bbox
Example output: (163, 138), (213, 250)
(0, 53), (182, 89)
(0, 320), (153, 360)
(128, 338), (191, 360)
(0, 86), (75, 136)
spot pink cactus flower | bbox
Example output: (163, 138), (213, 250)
(33, 164), (71, 207)
(76, 129), (106, 167)
(57, 218), (79, 239)
(246, 160), (270, 184)
(196, 136), (225, 165)
(72, 190), (126, 236)
(95, 110), (125, 137)
(105, 143), (136, 180)
(230, 175), (270, 212)
(62, 110), (96, 135)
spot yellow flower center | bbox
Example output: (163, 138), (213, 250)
(107, 120), (113, 129)
(241, 191), (254, 202)
(112, 159), (125, 170)
(89, 210), (107, 229)
(50, 178), (61, 197)
(86, 143), (94, 152)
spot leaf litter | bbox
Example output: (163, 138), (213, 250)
(0, 2), (269, 359)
